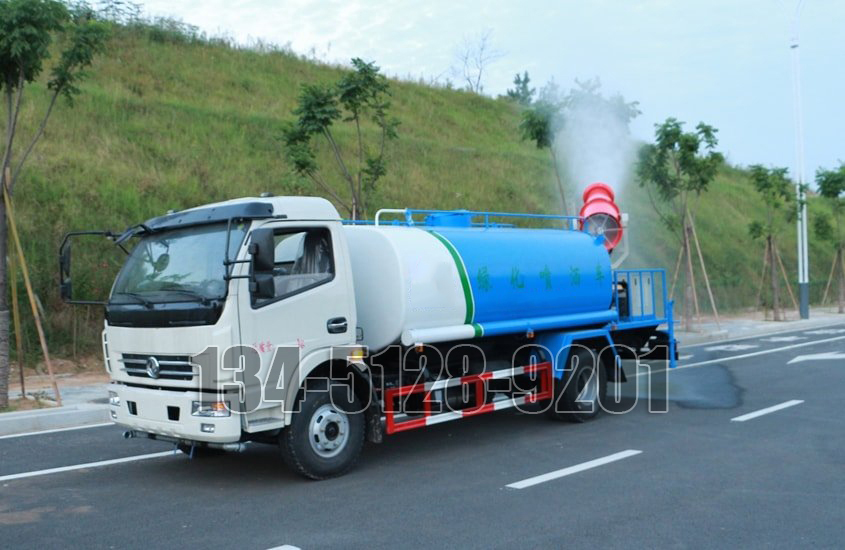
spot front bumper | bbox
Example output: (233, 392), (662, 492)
(110, 383), (242, 443)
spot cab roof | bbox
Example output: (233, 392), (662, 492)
(141, 196), (341, 232)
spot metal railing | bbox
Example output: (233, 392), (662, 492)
(613, 269), (669, 322)
(613, 268), (676, 369)
(370, 208), (584, 230)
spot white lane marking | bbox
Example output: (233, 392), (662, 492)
(638, 335), (845, 377)
(787, 351), (845, 365)
(684, 321), (845, 348)
(761, 336), (807, 342)
(705, 344), (758, 352)
(679, 354), (694, 361)
(506, 450), (642, 489)
(805, 328), (845, 335)
(0, 422), (113, 440)
(0, 450), (180, 482)
(731, 400), (804, 422)
(266, 546), (301, 550)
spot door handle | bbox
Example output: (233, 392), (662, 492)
(327, 317), (348, 334)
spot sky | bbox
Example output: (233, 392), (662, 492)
(137, 0), (844, 184)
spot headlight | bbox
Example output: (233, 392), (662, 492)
(191, 401), (230, 417)
(109, 391), (120, 406)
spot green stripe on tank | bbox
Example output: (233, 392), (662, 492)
(428, 230), (475, 324)
(473, 323), (484, 338)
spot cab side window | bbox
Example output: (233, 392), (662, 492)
(253, 228), (334, 307)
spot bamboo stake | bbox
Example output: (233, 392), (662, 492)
(684, 224), (701, 325)
(820, 250), (837, 306)
(688, 211), (719, 327)
(3, 168), (61, 405)
(72, 307), (77, 361)
(840, 248), (845, 313)
(669, 245), (683, 300)
(768, 241), (780, 317)
(9, 253), (24, 397)
(774, 246), (800, 313)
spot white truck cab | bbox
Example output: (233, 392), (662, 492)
(65, 197), (366, 472)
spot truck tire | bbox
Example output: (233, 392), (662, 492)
(547, 349), (607, 423)
(280, 380), (365, 480)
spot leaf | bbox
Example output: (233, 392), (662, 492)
(0, 0), (68, 89)
(292, 84), (341, 135)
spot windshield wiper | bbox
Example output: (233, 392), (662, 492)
(112, 292), (154, 308)
(159, 286), (212, 305)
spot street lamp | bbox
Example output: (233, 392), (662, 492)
(789, 0), (810, 319)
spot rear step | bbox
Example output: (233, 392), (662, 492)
(383, 361), (553, 434)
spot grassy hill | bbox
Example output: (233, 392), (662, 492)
(6, 22), (838, 357)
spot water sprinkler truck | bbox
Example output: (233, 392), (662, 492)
(60, 182), (677, 479)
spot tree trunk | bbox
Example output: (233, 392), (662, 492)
(688, 210), (720, 327)
(755, 245), (769, 312)
(548, 147), (569, 217)
(350, 195), (359, 221)
(769, 236), (781, 321)
(0, 194), (9, 409)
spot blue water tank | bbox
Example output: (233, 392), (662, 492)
(432, 226), (613, 326)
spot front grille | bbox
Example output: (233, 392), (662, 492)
(120, 353), (196, 381)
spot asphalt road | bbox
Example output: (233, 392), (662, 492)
(2, 322), (844, 549)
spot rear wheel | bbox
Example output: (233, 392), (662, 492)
(280, 380), (365, 480)
(547, 349), (607, 423)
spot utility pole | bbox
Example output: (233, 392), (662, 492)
(789, 0), (810, 319)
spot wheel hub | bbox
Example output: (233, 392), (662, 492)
(308, 404), (350, 458)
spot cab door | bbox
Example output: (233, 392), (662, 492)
(236, 221), (355, 417)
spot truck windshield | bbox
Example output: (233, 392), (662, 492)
(111, 222), (247, 304)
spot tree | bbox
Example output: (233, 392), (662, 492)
(562, 77), (640, 126)
(636, 118), (724, 330)
(453, 28), (502, 94)
(505, 71), (534, 105)
(747, 165), (796, 320)
(519, 97), (568, 214)
(95, 0), (141, 24)
(282, 58), (398, 220)
(815, 163), (845, 312)
(0, 0), (108, 408)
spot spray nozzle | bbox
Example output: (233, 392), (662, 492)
(579, 182), (623, 252)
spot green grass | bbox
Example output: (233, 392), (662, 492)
(4, 23), (839, 356)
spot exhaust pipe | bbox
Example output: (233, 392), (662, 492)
(122, 429), (247, 452)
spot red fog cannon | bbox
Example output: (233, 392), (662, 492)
(579, 182), (623, 252)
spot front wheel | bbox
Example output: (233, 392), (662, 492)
(547, 349), (607, 423)
(280, 381), (365, 480)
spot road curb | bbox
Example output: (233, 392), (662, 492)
(0, 404), (109, 437)
(677, 316), (845, 347)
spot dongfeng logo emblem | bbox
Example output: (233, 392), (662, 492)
(145, 356), (161, 379)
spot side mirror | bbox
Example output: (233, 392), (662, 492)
(249, 228), (275, 300)
(58, 230), (120, 306)
(249, 272), (275, 300)
(59, 240), (73, 302)
(249, 228), (275, 273)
